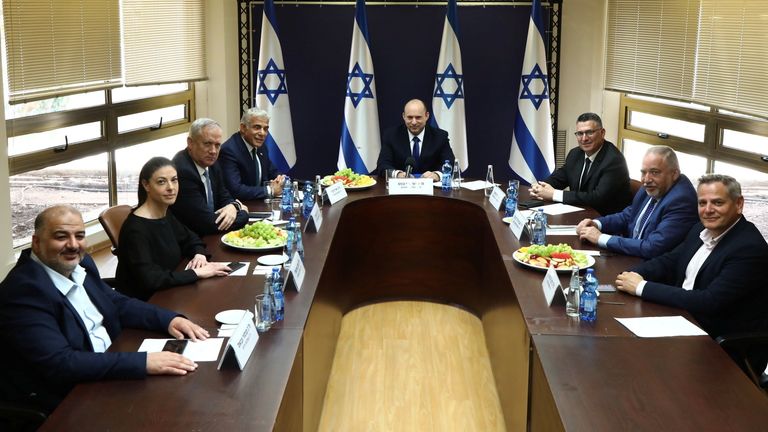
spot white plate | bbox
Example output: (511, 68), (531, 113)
(221, 232), (286, 251)
(322, 177), (377, 191)
(512, 248), (596, 272)
(257, 254), (288, 266)
(502, 216), (514, 224)
(215, 309), (253, 325)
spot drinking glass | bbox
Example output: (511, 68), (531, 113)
(255, 294), (272, 332)
(263, 181), (274, 204)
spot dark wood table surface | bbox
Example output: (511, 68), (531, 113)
(40, 182), (768, 431)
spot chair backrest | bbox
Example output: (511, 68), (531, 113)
(98, 205), (132, 254)
(630, 179), (643, 196)
(716, 331), (768, 395)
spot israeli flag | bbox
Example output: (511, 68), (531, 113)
(338, 0), (380, 174)
(508, 0), (555, 185)
(255, 0), (296, 172)
(431, 0), (468, 171)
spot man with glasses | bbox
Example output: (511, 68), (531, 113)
(575, 146), (698, 258)
(530, 112), (632, 215)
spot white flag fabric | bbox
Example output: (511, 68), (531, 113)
(431, 0), (468, 171)
(508, 0), (555, 185)
(255, 0), (296, 172)
(337, 0), (381, 174)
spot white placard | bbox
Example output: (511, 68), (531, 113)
(325, 182), (348, 205)
(304, 202), (323, 233)
(489, 186), (505, 210)
(217, 314), (259, 371)
(388, 178), (434, 195)
(542, 266), (566, 306)
(508, 209), (529, 240)
(287, 252), (306, 292)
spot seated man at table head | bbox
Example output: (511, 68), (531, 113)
(616, 174), (768, 368)
(575, 146), (698, 259)
(0, 205), (209, 413)
(116, 157), (232, 301)
(376, 98), (454, 181)
(171, 118), (249, 237)
(219, 108), (286, 201)
(529, 112), (632, 215)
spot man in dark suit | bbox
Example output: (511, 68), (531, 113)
(616, 175), (768, 367)
(0, 205), (208, 413)
(376, 99), (455, 181)
(575, 146), (698, 258)
(171, 118), (249, 236)
(530, 112), (632, 215)
(218, 108), (285, 201)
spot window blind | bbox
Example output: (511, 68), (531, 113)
(122, 0), (207, 86)
(2, 0), (122, 103)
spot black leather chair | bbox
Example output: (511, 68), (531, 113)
(716, 330), (768, 395)
(0, 401), (47, 432)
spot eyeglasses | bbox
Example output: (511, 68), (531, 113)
(574, 129), (601, 138)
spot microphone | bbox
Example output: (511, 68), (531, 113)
(404, 157), (416, 178)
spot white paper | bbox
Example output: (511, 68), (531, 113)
(138, 338), (225, 362)
(460, 180), (496, 191)
(538, 203), (584, 215)
(615, 316), (707, 338)
(225, 261), (249, 276)
(253, 264), (280, 275)
(547, 226), (577, 236)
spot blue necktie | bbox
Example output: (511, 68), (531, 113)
(412, 137), (420, 171)
(203, 169), (214, 211)
(634, 198), (657, 239)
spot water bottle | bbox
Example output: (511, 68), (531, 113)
(271, 267), (284, 322)
(302, 183), (314, 219)
(566, 266), (580, 318)
(291, 181), (300, 217)
(531, 208), (547, 245)
(285, 217), (296, 265)
(579, 269), (598, 322)
(484, 165), (495, 197)
(281, 176), (293, 220)
(504, 180), (519, 217)
(441, 160), (452, 191)
(315, 175), (324, 209)
(451, 159), (461, 190)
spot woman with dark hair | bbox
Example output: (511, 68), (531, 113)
(115, 157), (230, 300)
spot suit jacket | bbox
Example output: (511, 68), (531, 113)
(376, 124), (454, 175)
(171, 149), (249, 236)
(0, 251), (178, 412)
(218, 132), (280, 201)
(544, 141), (632, 215)
(633, 218), (768, 339)
(597, 174), (698, 258)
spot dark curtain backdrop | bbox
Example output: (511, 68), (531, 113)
(249, 3), (550, 182)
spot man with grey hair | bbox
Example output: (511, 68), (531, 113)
(616, 174), (768, 371)
(171, 118), (249, 236)
(219, 108), (285, 201)
(575, 146), (698, 258)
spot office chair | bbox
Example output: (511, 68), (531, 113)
(629, 179), (643, 197)
(97, 204), (132, 255)
(716, 330), (768, 395)
(0, 400), (47, 432)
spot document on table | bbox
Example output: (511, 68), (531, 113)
(615, 316), (707, 338)
(460, 180), (497, 191)
(538, 203), (584, 215)
(138, 338), (225, 362)
(547, 225), (577, 236)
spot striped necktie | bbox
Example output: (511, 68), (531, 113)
(634, 198), (657, 239)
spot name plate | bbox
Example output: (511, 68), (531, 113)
(489, 186), (505, 210)
(508, 209), (528, 240)
(217, 315), (258, 371)
(388, 178), (434, 195)
(325, 182), (348, 205)
(286, 251), (306, 292)
(304, 202), (323, 233)
(542, 266), (566, 307)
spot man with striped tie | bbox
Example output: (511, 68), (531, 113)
(575, 146), (698, 259)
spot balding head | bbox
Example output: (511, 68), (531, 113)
(32, 205), (86, 277)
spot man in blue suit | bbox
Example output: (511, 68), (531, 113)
(616, 175), (768, 370)
(219, 108), (285, 201)
(576, 146), (698, 258)
(0, 205), (208, 413)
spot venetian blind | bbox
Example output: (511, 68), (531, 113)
(122, 0), (207, 86)
(2, 0), (122, 103)
(604, 0), (699, 101)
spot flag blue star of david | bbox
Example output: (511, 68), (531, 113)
(257, 59), (288, 105)
(433, 64), (464, 109)
(520, 64), (549, 110)
(346, 62), (375, 108)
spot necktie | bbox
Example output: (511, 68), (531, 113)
(634, 198), (657, 239)
(252, 147), (262, 183)
(412, 137), (421, 171)
(579, 158), (592, 191)
(203, 169), (214, 211)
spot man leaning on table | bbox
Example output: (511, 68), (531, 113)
(615, 174), (768, 370)
(575, 146), (698, 259)
(529, 112), (632, 215)
(0, 205), (208, 414)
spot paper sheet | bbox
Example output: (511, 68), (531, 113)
(547, 225), (577, 236)
(538, 203), (585, 215)
(460, 180), (497, 191)
(615, 316), (707, 338)
(138, 338), (225, 362)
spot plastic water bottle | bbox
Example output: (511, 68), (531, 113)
(281, 176), (293, 220)
(315, 175), (324, 209)
(285, 217), (296, 265)
(441, 160), (452, 191)
(271, 267), (284, 322)
(484, 165), (495, 197)
(451, 159), (461, 190)
(504, 180), (518, 217)
(566, 266), (580, 318)
(579, 269), (598, 322)
(532, 208), (547, 245)
(302, 183), (314, 219)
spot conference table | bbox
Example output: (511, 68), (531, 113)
(41, 182), (768, 431)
